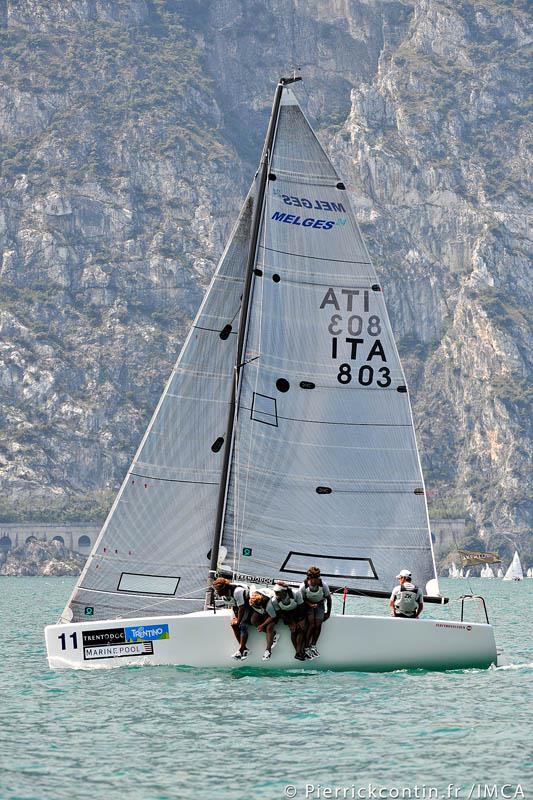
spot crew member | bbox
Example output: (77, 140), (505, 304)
(250, 590), (280, 660)
(299, 565), (332, 658)
(263, 582), (307, 661)
(212, 577), (251, 659)
(389, 569), (423, 619)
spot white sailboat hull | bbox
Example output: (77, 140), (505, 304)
(45, 610), (497, 672)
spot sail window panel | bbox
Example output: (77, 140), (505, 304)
(280, 552), (377, 581)
(271, 105), (338, 180)
(117, 573), (180, 596)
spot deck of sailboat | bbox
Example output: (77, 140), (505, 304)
(45, 609), (497, 672)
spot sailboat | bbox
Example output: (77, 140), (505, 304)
(448, 562), (460, 578)
(527, 568), (532, 578)
(503, 552), (523, 581)
(44, 77), (497, 671)
(497, 567), (504, 579)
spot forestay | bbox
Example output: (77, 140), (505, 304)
(62, 192), (254, 622)
(221, 87), (440, 598)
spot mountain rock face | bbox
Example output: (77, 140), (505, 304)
(0, 538), (84, 576)
(0, 0), (530, 560)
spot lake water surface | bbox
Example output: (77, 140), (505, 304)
(1, 577), (531, 800)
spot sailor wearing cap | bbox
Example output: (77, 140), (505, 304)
(263, 582), (307, 661)
(389, 569), (424, 619)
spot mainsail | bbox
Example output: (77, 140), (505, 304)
(220, 86), (440, 598)
(62, 192), (254, 622)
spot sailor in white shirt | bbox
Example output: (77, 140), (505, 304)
(212, 577), (251, 659)
(263, 582), (307, 661)
(299, 565), (332, 658)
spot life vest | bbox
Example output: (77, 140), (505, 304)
(221, 584), (249, 607)
(394, 584), (419, 616)
(302, 578), (325, 604)
(250, 592), (270, 615)
(277, 587), (299, 612)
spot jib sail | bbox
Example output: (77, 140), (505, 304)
(62, 192), (254, 622)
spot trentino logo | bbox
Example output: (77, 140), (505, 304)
(124, 624), (170, 642)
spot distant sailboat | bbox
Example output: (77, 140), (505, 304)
(43, 76), (498, 673)
(497, 567), (504, 578)
(503, 552), (524, 582)
(448, 562), (460, 578)
(527, 568), (532, 578)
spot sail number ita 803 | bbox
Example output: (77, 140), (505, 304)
(320, 287), (391, 387)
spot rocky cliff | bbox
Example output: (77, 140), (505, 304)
(0, 0), (530, 560)
(0, 538), (84, 575)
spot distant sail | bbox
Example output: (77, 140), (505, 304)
(220, 87), (440, 598)
(62, 192), (255, 622)
(503, 551), (524, 581)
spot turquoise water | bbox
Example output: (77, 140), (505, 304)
(1, 578), (531, 800)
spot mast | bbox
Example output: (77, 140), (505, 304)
(207, 76), (302, 588)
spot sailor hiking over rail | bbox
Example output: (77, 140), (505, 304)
(299, 565), (332, 658)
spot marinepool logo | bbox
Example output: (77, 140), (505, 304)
(124, 624), (170, 642)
